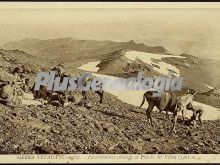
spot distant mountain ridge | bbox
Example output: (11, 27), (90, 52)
(2, 38), (169, 59)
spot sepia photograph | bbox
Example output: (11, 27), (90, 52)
(0, 2), (219, 163)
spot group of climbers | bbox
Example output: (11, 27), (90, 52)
(0, 64), (76, 108)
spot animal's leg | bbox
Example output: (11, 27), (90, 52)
(166, 111), (170, 120)
(193, 120), (198, 128)
(146, 103), (154, 126)
(81, 91), (87, 106)
(172, 112), (178, 133)
(198, 113), (203, 126)
(57, 94), (65, 105)
(82, 91), (87, 100)
(191, 115), (198, 128)
(95, 90), (104, 104)
(182, 108), (186, 123)
(189, 114), (196, 126)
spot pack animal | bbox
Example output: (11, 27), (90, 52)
(139, 91), (197, 133)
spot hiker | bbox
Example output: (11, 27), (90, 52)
(186, 103), (204, 127)
(34, 84), (69, 106)
(34, 85), (51, 100)
(80, 75), (104, 104)
(0, 81), (15, 107)
(51, 64), (66, 77)
(20, 78), (31, 92)
(47, 92), (65, 107)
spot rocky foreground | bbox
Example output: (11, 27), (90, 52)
(0, 92), (219, 154)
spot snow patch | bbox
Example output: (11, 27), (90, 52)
(125, 51), (185, 76)
(78, 61), (100, 72)
(205, 84), (214, 90)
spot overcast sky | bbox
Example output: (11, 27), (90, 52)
(0, 4), (220, 59)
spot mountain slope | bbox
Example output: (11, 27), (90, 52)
(0, 91), (219, 154)
(0, 40), (220, 154)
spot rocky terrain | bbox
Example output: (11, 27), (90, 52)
(0, 92), (220, 154)
(0, 38), (220, 154)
